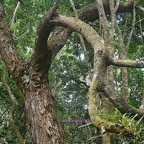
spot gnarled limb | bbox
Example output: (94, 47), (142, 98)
(31, 0), (61, 73)
(50, 14), (143, 135)
(103, 81), (144, 120)
(50, 14), (103, 50)
(48, 27), (71, 60)
(49, 0), (134, 60)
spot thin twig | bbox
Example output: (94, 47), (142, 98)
(139, 17), (143, 43)
(138, 5), (144, 12)
(1, 2), (25, 143)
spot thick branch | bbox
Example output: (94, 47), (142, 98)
(50, 13), (141, 135)
(50, 15), (144, 119)
(78, 0), (133, 22)
(31, 1), (60, 72)
(34, 0), (60, 53)
(89, 78), (136, 136)
(50, 14), (103, 51)
(109, 59), (144, 68)
(48, 27), (71, 60)
(0, 3), (25, 76)
(49, 0), (134, 59)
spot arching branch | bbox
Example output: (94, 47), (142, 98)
(31, 0), (60, 73)
(50, 14), (103, 50)
(48, 0), (134, 60)
(48, 13), (143, 135)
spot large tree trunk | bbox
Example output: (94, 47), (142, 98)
(24, 70), (63, 143)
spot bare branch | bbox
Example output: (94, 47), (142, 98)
(34, 0), (60, 54)
(48, 27), (71, 60)
(49, 0), (134, 58)
(96, 0), (109, 31)
(31, 1), (60, 72)
(109, 0), (119, 29)
(138, 5), (144, 12)
(50, 14), (104, 51)
(109, 59), (144, 68)
(11, 2), (20, 26)
(50, 13), (144, 135)
(0, 3), (25, 76)
(78, 0), (134, 22)
(103, 82), (144, 120)
(89, 77), (137, 136)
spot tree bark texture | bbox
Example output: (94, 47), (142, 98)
(25, 70), (63, 143)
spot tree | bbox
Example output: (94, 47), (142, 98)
(0, 0), (144, 143)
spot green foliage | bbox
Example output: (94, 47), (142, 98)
(115, 113), (144, 143)
(103, 109), (144, 143)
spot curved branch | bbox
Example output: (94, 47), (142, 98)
(89, 84), (135, 136)
(31, 1), (60, 72)
(49, 14), (141, 136)
(49, 0), (134, 59)
(50, 15), (144, 119)
(50, 14), (104, 51)
(34, 0), (60, 53)
(103, 82), (144, 120)
(48, 27), (71, 60)
(109, 59), (144, 68)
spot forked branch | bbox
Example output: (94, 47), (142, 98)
(49, 13), (143, 135)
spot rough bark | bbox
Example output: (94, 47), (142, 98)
(0, 2), (63, 143)
(96, 0), (116, 142)
(49, 0), (134, 59)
